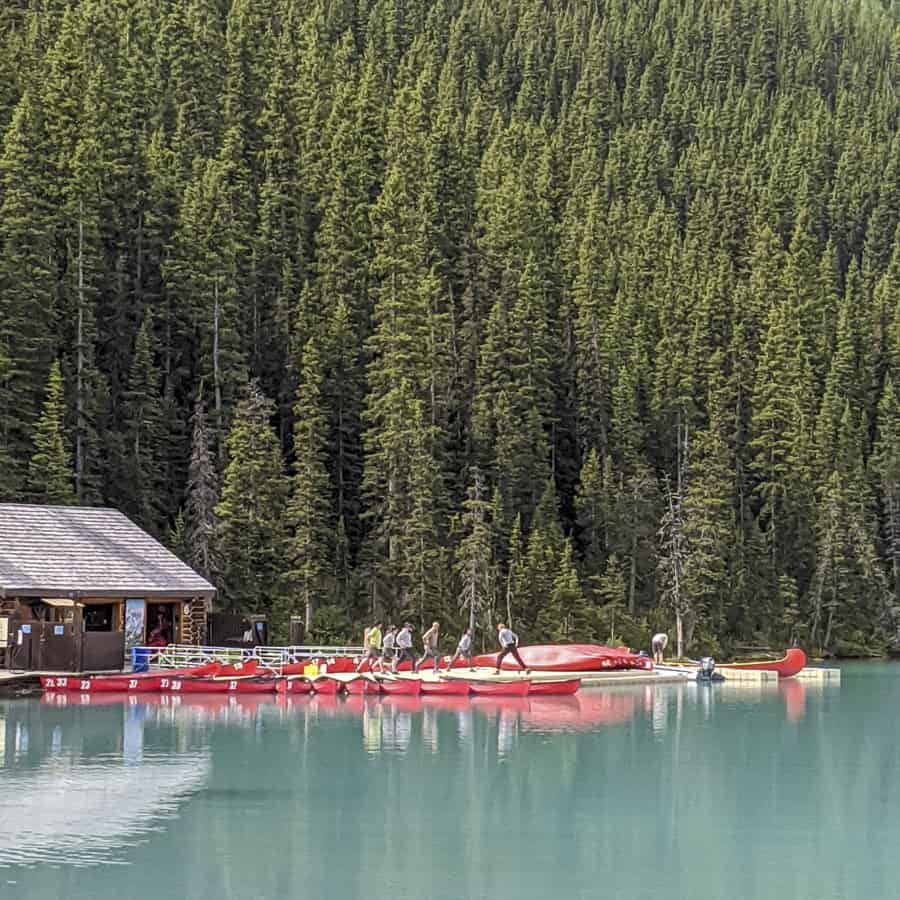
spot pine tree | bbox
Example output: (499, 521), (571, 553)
(455, 466), (492, 634)
(185, 386), (218, 580)
(26, 360), (74, 505)
(285, 339), (332, 633)
(214, 384), (287, 613)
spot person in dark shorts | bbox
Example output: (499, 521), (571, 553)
(374, 625), (397, 673)
(494, 623), (528, 673)
(393, 623), (416, 673)
(356, 621), (382, 672)
(446, 628), (474, 670)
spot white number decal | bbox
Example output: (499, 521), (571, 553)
(80, 680), (90, 691)
(128, 679), (138, 690)
(46, 678), (55, 688)
(229, 680), (238, 691)
(172, 680), (182, 692)
(58, 677), (67, 687)
(161, 679), (169, 688)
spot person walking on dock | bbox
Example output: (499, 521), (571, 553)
(375, 625), (397, 673)
(445, 628), (474, 670)
(356, 621), (383, 672)
(494, 623), (528, 673)
(416, 621), (442, 674)
(652, 632), (668, 664)
(393, 623), (416, 673)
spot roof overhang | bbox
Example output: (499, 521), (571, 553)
(1, 587), (216, 600)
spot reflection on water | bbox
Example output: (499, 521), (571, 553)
(1, 670), (874, 900)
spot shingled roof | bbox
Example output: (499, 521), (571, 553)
(0, 504), (215, 599)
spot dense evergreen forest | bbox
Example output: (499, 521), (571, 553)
(0, 0), (898, 655)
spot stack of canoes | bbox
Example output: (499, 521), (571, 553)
(40, 665), (581, 697)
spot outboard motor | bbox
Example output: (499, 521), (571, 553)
(697, 656), (724, 682)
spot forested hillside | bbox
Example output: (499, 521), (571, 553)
(0, 0), (898, 654)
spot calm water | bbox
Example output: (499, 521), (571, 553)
(1, 664), (897, 900)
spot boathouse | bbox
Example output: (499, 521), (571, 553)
(0, 503), (214, 672)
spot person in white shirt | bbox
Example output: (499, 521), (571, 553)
(393, 623), (415, 673)
(445, 628), (474, 670)
(494, 623), (528, 673)
(652, 632), (668, 664)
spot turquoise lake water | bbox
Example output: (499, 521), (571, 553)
(1, 664), (898, 900)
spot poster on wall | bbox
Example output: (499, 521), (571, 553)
(124, 599), (146, 650)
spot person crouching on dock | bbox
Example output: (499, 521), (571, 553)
(416, 621), (442, 673)
(446, 628), (474, 670)
(393, 623), (416, 673)
(495, 623), (528, 673)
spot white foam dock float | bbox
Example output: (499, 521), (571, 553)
(794, 666), (841, 683)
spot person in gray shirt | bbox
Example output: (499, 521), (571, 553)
(393, 623), (416, 673)
(494, 622), (528, 673)
(445, 628), (474, 670)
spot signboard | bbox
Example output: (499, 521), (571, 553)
(124, 599), (146, 651)
(54, 625), (64, 636)
(0, 616), (7, 644)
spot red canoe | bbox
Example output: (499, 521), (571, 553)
(528, 679), (580, 696)
(470, 680), (531, 697)
(469, 644), (646, 672)
(41, 661), (222, 693)
(309, 677), (341, 695)
(420, 680), (471, 696)
(379, 678), (422, 696)
(344, 677), (382, 695)
(276, 677), (313, 695)
(719, 648), (807, 678)
(160, 675), (279, 694)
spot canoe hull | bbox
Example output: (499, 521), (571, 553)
(470, 680), (531, 697)
(160, 676), (279, 694)
(420, 680), (471, 696)
(379, 679), (422, 696)
(527, 679), (580, 696)
(719, 648), (807, 678)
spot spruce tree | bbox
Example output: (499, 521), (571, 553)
(26, 360), (75, 505)
(285, 339), (332, 633)
(214, 384), (287, 614)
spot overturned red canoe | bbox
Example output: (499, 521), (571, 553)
(216, 660), (261, 677)
(528, 679), (580, 696)
(719, 648), (807, 678)
(420, 680), (471, 696)
(470, 680), (531, 697)
(469, 644), (647, 672)
(379, 678), (422, 696)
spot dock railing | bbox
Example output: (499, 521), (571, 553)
(134, 643), (365, 673)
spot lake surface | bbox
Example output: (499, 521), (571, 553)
(1, 664), (897, 900)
